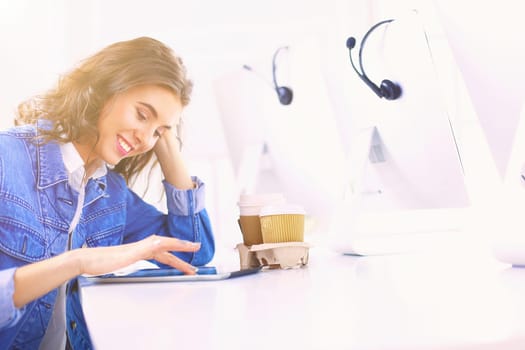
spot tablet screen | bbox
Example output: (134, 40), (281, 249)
(98, 266), (218, 278)
(84, 266), (261, 283)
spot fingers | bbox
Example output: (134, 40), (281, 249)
(155, 251), (199, 275)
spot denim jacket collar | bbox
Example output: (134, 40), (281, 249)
(36, 139), (69, 190)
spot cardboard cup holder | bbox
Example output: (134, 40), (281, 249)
(236, 242), (310, 270)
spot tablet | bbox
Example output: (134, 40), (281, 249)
(84, 266), (262, 284)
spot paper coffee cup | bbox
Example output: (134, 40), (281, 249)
(259, 204), (306, 243)
(238, 193), (285, 246)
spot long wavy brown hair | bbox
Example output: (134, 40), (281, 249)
(15, 36), (192, 183)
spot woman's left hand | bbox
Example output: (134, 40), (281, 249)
(153, 128), (194, 190)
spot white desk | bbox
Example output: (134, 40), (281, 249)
(80, 241), (525, 350)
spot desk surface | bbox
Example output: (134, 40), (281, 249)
(80, 241), (525, 350)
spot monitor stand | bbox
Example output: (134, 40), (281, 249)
(328, 127), (467, 256)
(492, 105), (525, 266)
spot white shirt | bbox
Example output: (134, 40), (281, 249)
(39, 142), (106, 350)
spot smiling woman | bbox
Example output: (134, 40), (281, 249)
(15, 37), (192, 184)
(0, 37), (215, 349)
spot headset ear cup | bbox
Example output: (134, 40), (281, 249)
(380, 80), (402, 100)
(276, 86), (293, 105)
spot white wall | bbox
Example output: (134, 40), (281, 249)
(0, 0), (68, 128)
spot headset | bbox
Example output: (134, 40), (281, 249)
(243, 46), (293, 105)
(346, 19), (402, 100)
(271, 46), (293, 105)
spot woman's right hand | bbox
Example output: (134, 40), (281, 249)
(77, 235), (201, 277)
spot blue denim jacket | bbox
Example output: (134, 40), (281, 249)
(0, 124), (215, 349)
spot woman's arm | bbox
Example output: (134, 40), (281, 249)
(12, 235), (200, 308)
(154, 128), (194, 189)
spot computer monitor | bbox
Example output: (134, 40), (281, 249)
(329, 10), (471, 255)
(433, 2), (525, 265)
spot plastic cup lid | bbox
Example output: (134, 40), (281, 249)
(259, 204), (306, 216)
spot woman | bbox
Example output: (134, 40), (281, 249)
(0, 37), (215, 349)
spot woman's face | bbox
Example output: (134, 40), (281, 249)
(76, 84), (182, 165)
